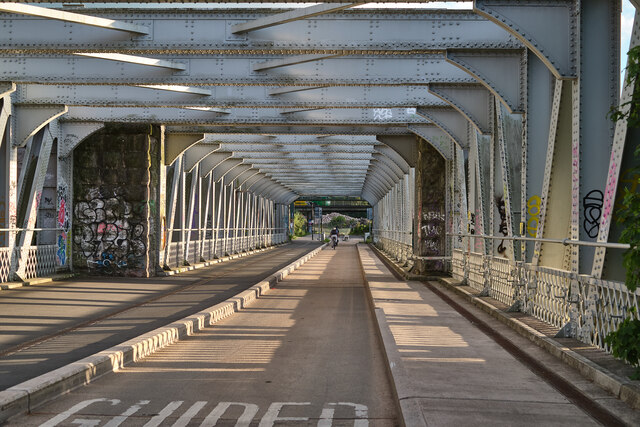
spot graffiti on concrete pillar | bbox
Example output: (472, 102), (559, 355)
(73, 190), (146, 273)
(421, 210), (445, 254)
(56, 185), (69, 266)
(582, 189), (603, 239)
(496, 196), (508, 255)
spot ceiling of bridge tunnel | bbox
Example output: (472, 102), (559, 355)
(1, 1), (527, 204)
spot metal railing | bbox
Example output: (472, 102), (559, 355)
(0, 227), (65, 283)
(165, 227), (288, 268)
(451, 234), (639, 354)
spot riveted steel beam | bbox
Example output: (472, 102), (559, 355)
(253, 54), (344, 72)
(0, 3), (150, 35)
(212, 158), (243, 182)
(1, 9), (520, 53)
(1, 54), (477, 86)
(416, 107), (470, 149)
(59, 105), (428, 125)
(165, 133), (204, 166)
(231, 3), (363, 34)
(167, 125), (412, 136)
(200, 151), (232, 177)
(446, 49), (525, 113)
(183, 143), (220, 173)
(428, 83), (492, 134)
(13, 104), (67, 147)
(376, 135), (418, 168)
(12, 83), (444, 109)
(408, 123), (455, 161)
(0, 82), (16, 99)
(58, 122), (105, 157)
(474, 0), (576, 79)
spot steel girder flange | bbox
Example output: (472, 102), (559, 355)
(165, 133), (205, 166)
(211, 158), (243, 182)
(445, 49), (525, 113)
(199, 151), (232, 177)
(407, 124), (455, 161)
(415, 107), (471, 150)
(183, 143), (220, 172)
(427, 83), (492, 135)
(374, 145), (410, 175)
(474, 0), (577, 79)
(0, 8), (521, 52)
(13, 104), (68, 147)
(58, 122), (105, 157)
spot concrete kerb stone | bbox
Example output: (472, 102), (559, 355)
(0, 273), (78, 291)
(0, 242), (326, 424)
(355, 244), (427, 427)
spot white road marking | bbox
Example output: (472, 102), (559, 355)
(172, 401), (207, 427)
(329, 402), (369, 426)
(143, 401), (184, 427)
(40, 398), (120, 427)
(200, 402), (259, 427)
(317, 408), (335, 427)
(103, 400), (150, 427)
(258, 402), (311, 427)
(70, 419), (100, 427)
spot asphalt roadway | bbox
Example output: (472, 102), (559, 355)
(6, 240), (398, 426)
(0, 240), (322, 390)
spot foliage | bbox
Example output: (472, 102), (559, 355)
(293, 211), (308, 237)
(349, 222), (371, 235)
(616, 144), (640, 293)
(610, 46), (640, 129)
(604, 308), (640, 380)
(605, 45), (640, 379)
(329, 215), (346, 228)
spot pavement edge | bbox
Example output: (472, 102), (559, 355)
(355, 243), (428, 427)
(368, 243), (640, 411)
(0, 243), (327, 423)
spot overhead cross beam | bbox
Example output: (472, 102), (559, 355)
(231, 3), (364, 34)
(0, 2), (149, 35)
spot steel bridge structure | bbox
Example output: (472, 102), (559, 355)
(0, 1), (639, 357)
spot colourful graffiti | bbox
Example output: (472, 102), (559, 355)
(57, 186), (70, 266)
(73, 192), (146, 273)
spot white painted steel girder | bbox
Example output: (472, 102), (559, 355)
(13, 104), (67, 147)
(183, 143), (220, 172)
(166, 125), (412, 136)
(14, 83), (448, 109)
(416, 107), (471, 149)
(0, 54), (478, 85)
(446, 49), (525, 113)
(203, 134), (379, 145)
(59, 105), (428, 125)
(0, 9), (521, 52)
(408, 123), (455, 161)
(428, 83), (492, 134)
(474, 0), (577, 78)
(165, 133), (205, 166)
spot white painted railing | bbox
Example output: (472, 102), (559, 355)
(0, 245), (59, 283)
(165, 229), (288, 269)
(452, 248), (640, 354)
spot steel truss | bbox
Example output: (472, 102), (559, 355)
(0, 1), (637, 357)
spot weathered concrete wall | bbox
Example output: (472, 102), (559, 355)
(414, 138), (446, 273)
(72, 124), (161, 277)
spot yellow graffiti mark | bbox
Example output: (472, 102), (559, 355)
(527, 195), (541, 237)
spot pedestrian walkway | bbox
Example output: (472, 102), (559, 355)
(357, 245), (639, 426)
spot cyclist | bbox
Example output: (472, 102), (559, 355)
(329, 227), (339, 249)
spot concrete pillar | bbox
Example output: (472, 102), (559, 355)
(414, 138), (447, 273)
(72, 124), (162, 277)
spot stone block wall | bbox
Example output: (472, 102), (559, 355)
(72, 124), (161, 277)
(414, 138), (446, 273)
